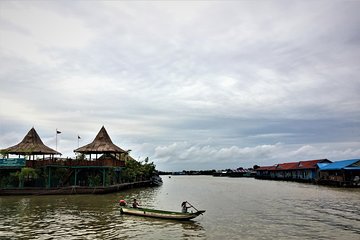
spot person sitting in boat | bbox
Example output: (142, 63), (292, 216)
(119, 199), (127, 206)
(132, 198), (140, 208)
(181, 201), (191, 213)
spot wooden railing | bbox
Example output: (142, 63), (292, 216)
(26, 158), (125, 168)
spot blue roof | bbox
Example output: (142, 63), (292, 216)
(317, 163), (330, 169)
(319, 159), (360, 171)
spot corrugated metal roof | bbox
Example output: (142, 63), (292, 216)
(276, 162), (299, 170)
(256, 159), (331, 171)
(319, 159), (360, 170)
(317, 163), (330, 169)
(297, 159), (331, 169)
(344, 167), (360, 170)
(256, 166), (277, 171)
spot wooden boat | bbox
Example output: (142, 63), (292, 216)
(120, 207), (205, 220)
(150, 175), (163, 186)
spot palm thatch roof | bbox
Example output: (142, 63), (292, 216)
(74, 126), (126, 154)
(2, 127), (61, 155)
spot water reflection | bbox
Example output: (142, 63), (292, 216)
(111, 215), (205, 240)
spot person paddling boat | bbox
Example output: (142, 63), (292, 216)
(119, 200), (205, 221)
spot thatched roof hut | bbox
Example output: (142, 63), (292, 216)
(1, 127), (61, 158)
(74, 126), (126, 155)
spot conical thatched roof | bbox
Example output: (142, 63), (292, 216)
(2, 127), (61, 155)
(74, 126), (126, 154)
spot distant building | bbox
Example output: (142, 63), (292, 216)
(213, 168), (255, 177)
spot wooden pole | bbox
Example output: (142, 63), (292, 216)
(48, 167), (51, 188)
(103, 169), (106, 187)
(74, 169), (78, 186)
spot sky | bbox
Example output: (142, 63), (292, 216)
(0, 1), (359, 171)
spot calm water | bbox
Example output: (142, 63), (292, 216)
(0, 176), (359, 239)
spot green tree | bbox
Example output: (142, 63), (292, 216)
(15, 167), (38, 188)
(121, 157), (157, 182)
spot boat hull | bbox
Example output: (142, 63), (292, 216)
(120, 207), (205, 220)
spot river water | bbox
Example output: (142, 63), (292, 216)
(0, 176), (359, 239)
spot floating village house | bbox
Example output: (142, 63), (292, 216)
(0, 126), (151, 194)
(317, 159), (360, 186)
(256, 158), (360, 186)
(255, 159), (332, 182)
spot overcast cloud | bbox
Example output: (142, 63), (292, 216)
(1, 1), (359, 171)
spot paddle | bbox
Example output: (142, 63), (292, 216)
(186, 201), (202, 214)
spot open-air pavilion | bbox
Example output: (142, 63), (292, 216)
(74, 126), (128, 162)
(68, 126), (129, 187)
(1, 127), (61, 160)
(0, 127), (61, 188)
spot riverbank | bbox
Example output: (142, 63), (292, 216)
(0, 180), (152, 196)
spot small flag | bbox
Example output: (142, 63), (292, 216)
(56, 130), (61, 134)
(78, 135), (81, 139)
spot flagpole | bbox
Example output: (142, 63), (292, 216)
(56, 129), (58, 151)
(56, 129), (61, 151)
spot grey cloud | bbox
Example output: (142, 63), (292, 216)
(1, 1), (359, 170)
